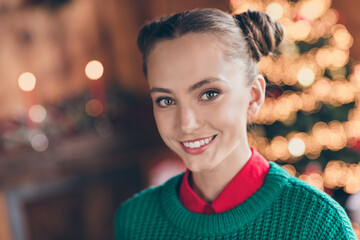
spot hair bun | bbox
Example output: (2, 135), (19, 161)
(234, 9), (284, 62)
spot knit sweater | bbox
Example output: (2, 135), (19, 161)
(114, 162), (357, 239)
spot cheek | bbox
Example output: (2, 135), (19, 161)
(206, 97), (249, 129)
(154, 110), (173, 138)
(154, 111), (165, 134)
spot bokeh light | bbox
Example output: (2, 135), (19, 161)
(299, 0), (327, 21)
(297, 68), (315, 86)
(323, 160), (360, 194)
(282, 164), (297, 176)
(85, 60), (104, 80)
(288, 137), (306, 157)
(18, 72), (36, 91)
(29, 105), (47, 123)
(30, 133), (49, 152)
(266, 2), (283, 20)
(290, 20), (311, 40)
(86, 99), (103, 117)
(96, 119), (114, 138)
(299, 172), (324, 190)
(270, 136), (290, 160)
(332, 25), (353, 50)
(331, 49), (349, 68)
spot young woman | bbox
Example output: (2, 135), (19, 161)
(114, 8), (357, 239)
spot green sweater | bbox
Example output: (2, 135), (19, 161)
(114, 162), (357, 239)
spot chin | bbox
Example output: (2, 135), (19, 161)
(184, 158), (218, 173)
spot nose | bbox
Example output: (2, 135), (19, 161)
(178, 105), (202, 134)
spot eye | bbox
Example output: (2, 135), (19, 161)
(156, 97), (175, 108)
(200, 90), (219, 101)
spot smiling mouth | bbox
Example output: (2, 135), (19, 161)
(181, 135), (217, 149)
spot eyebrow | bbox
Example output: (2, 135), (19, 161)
(188, 78), (225, 93)
(150, 77), (226, 95)
(150, 87), (173, 94)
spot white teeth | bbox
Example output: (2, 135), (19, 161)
(182, 136), (214, 149)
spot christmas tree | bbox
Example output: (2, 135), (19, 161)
(231, 0), (360, 226)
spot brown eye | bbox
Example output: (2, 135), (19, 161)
(200, 90), (219, 101)
(157, 97), (175, 107)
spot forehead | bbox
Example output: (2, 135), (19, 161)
(149, 33), (222, 58)
(147, 33), (234, 88)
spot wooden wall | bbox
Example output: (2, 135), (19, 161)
(0, 1), (229, 239)
(0, 0), (229, 119)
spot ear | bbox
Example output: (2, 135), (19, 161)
(247, 74), (266, 117)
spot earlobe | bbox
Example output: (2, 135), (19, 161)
(247, 74), (266, 117)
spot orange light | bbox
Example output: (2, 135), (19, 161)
(266, 2), (283, 20)
(332, 25), (353, 50)
(299, 0), (326, 21)
(85, 60), (104, 80)
(86, 99), (103, 117)
(18, 72), (36, 91)
(290, 21), (311, 40)
(282, 164), (296, 176)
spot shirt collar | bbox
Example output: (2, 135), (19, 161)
(179, 148), (270, 214)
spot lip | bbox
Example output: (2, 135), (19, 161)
(179, 135), (217, 155)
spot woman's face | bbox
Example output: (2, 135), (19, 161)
(147, 33), (265, 173)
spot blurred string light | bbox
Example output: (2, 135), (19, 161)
(249, 120), (349, 162)
(18, 72), (36, 91)
(259, 46), (349, 87)
(300, 172), (324, 190)
(95, 119), (114, 138)
(249, 134), (360, 194)
(253, 76), (359, 124)
(233, 0), (336, 42)
(282, 164), (297, 176)
(233, 0), (360, 196)
(85, 60), (108, 116)
(28, 131), (49, 152)
(298, 0), (329, 21)
(323, 160), (360, 194)
(289, 20), (312, 41)
(29, 105), (47, 123)
(288, 138), (306, 157)
(280, 160), (360, 194)
(85, 60), (104, 80)
(270, 136), (290, 160)
(332, 25), (354, 50)
(266, 2), (283, 20)
(86, 99), (103, 117)
(297, 67), (315, 87)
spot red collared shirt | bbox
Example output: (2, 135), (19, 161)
(179, 148), (270, 214)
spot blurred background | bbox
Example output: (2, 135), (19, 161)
(0, 0), (360, 239)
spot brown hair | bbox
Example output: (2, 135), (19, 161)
(137, 8), (284, 83)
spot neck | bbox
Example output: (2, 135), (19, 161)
(190, 145), (252, 203)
